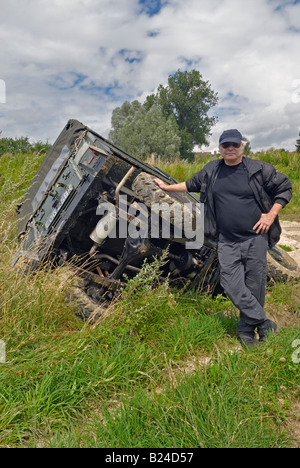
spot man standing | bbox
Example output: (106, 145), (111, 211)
(153, 129), (292, 347)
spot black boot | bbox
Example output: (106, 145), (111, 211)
(258, 319), (277, 342)
(238, 332), (256, 348)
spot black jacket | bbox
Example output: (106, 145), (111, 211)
(186, 157), (293, 249)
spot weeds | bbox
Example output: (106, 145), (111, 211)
(0, 149), (299, 448)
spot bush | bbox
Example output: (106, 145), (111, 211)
(0, 135), (51, 157)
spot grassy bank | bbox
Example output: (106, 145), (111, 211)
(0, 149), (299, 448)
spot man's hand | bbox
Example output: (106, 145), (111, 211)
(253, 212), (276, 234)
(253, 203), (283, 234)
(153, 178), (188, 193)
(153, 178), (169, 191)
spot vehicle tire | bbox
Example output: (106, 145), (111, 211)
(65, 266), (123, 322)
(267, 246), (300, 282)
(132, 172), (196, 231)
(65, 285), (104, 321)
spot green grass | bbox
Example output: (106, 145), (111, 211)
(0, 149), (299, 448)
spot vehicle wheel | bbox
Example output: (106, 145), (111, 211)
(65, 267), (123, 322)
(65, 285), (104, 322)
(132, 172), (196, 230)
(267, 246), (300, 282)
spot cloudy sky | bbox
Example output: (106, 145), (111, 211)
(1, 0), (300, 152)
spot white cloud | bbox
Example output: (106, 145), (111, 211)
(0, 0), (300, 151)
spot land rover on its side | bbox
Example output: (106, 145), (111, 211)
(14, 119), (220, 318)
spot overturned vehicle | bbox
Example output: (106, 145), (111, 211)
(14, 119), (299, 319)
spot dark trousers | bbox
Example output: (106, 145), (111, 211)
(217, 235), (268, 334)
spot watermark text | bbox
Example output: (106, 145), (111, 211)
(93, 195), (204, 249)
(0, 340), (6, 363)
(291, 79), (300, 104)
(292, 339), (300, 364)
(0, 79), (6, 104)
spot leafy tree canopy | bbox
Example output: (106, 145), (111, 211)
(109, 100), (181, 161)
(110, 69), (218, 161)
(242, 137), (251, 156)
(145, 69), (218, 159)
(0, 133), (51, 157)
(296, 132), (300, 153)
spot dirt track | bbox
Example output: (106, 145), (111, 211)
(280, 221), (300, 266)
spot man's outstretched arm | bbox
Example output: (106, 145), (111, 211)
(153, 178), (188, 192)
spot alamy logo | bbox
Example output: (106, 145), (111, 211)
(91, 195), (204, 250)
(292, 339), (300, 364)
(0, 79), (6, 104)
(0, 340), (6, 363)
(291, 79), (300, 104)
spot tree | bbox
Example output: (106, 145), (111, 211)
(242, 137), (251, 156)
(109, 101), (181, 161)
(110, 69), (218, 161)
(0, 136), (31, 156)
(145, 69), (218, 160)
(296, 132), (300, 153)
(0, 134), (51, 157)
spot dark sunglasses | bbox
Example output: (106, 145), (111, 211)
(221, 142), (241, 149)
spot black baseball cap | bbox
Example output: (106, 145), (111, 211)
(219, 129), (242, 145)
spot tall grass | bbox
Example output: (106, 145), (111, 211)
(0, 149), (299, 448)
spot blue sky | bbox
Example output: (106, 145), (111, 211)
(1, 0), (300, 152)
(138, 0), (167, 16)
